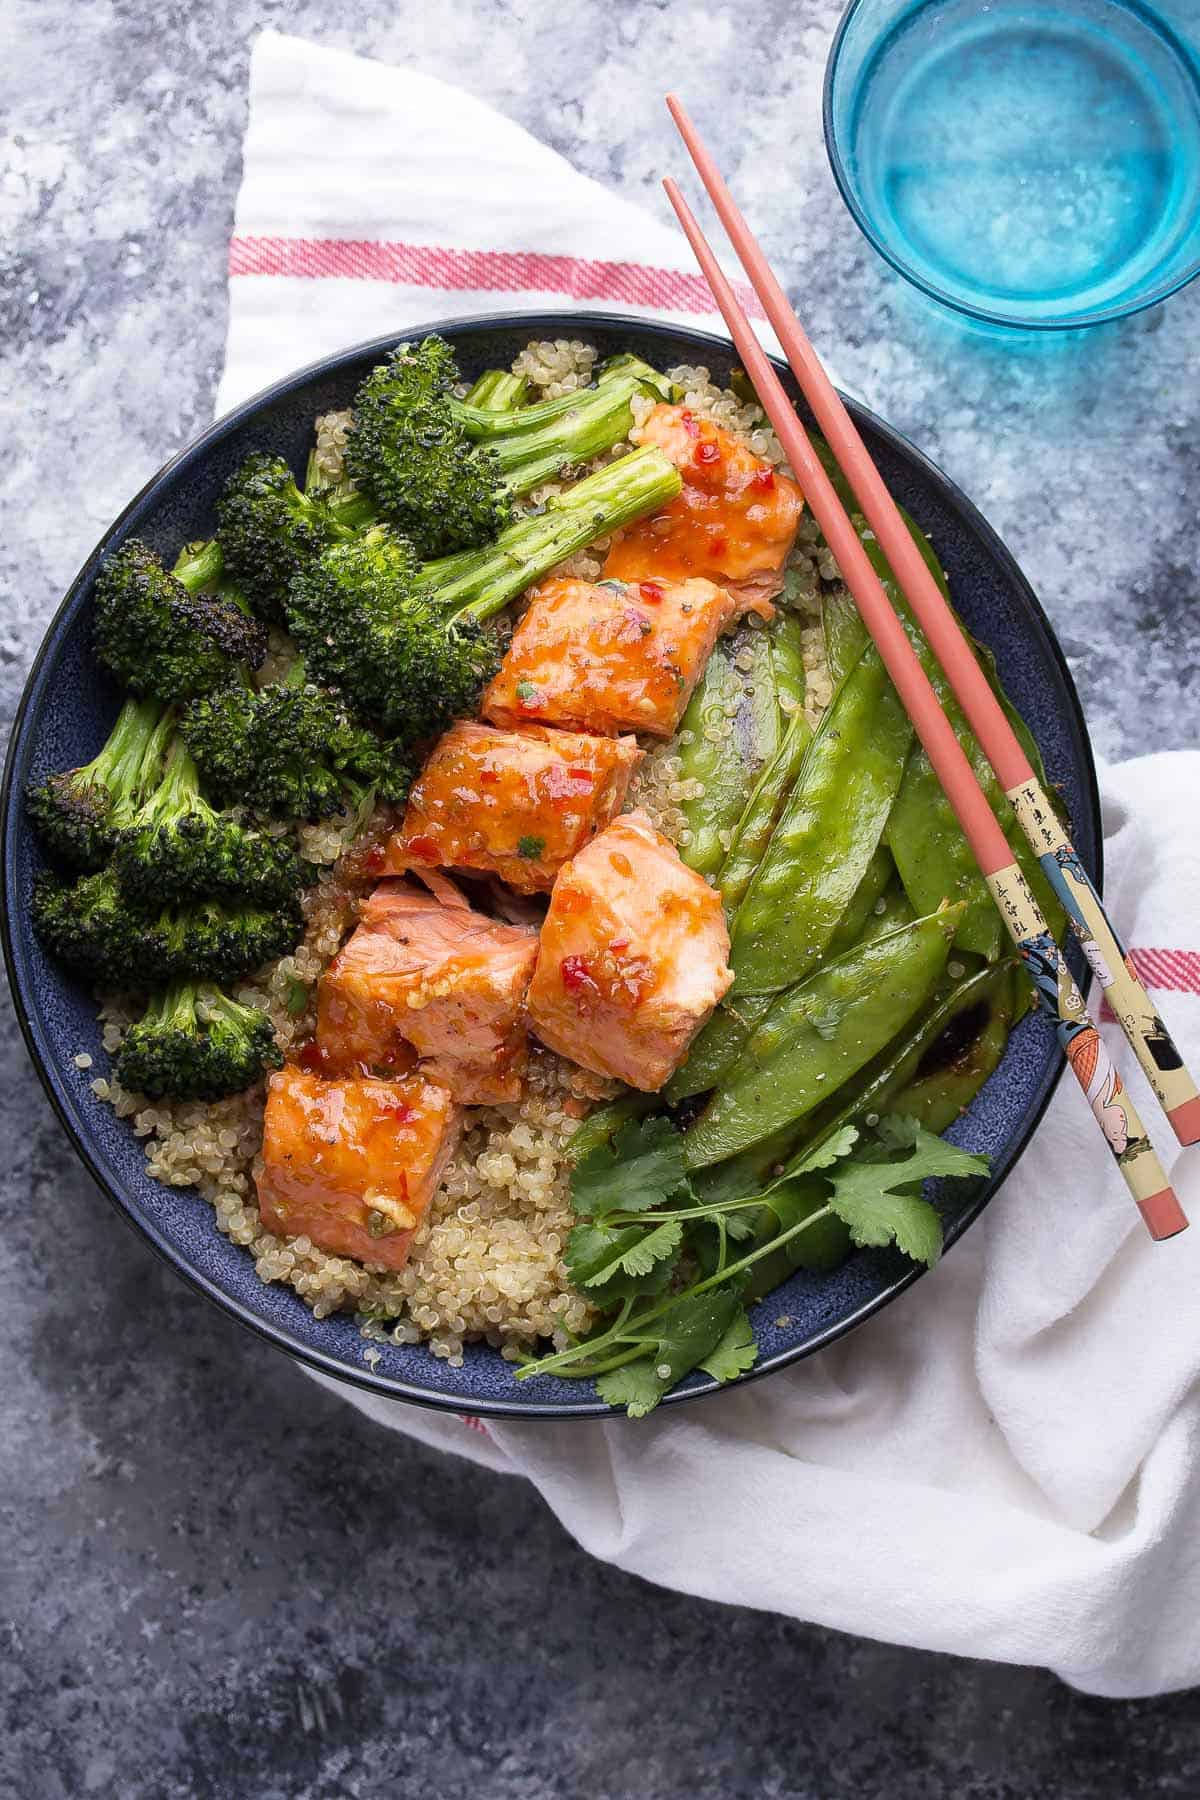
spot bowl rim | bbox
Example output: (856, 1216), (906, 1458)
(822, 0), (1200, 331)
(1, 309), (1101, 1418)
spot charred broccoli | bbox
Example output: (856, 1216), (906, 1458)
(112, 734), (304, 906)
(180, 659), (416, 820)
(33, 868), (302, 987)
(342, 335), (667, 557)
(94, 538), (267, 702)
(286, 445), (682, 735)
(214, 452), (375, 622)
(115, 982), (282, 1100)
(25, 697), (172, 870)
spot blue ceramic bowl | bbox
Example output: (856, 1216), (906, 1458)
(1, 313), (1099, 1418)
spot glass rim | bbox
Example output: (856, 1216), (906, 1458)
(822, 0), (1200, 331)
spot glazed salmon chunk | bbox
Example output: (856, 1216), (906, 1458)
(483, 574), (739, 740)
(387, 721), (642, 894)
(526, 809), (733, 1090)
(317, 878), (538, 1104)
(604, 402), (804, 612)
(256, 1068), (463, 1273)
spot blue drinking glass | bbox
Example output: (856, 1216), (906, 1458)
(824, 0), (1200, 328)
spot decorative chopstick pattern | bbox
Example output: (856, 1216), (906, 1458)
(664, 91), (1200, 1152)
(661, 160), (1187, 1241)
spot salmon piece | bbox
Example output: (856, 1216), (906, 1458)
(387, 722), (642, 894)
(482, 574), (738, 740)
(256, 1068), (462, 1272)
(317, 878), (538, 1103)
(526, 809), (733, 1090)
(604, 402), (804, 611)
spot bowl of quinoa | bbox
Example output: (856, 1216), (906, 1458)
(2, 314), (1100, 1416)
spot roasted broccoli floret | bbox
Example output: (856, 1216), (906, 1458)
(342, 334), (664, 557)
(25, 697), (171, 870)
(32, 868), (302, 987)
(286, 444), (682, 736)
(32, 869), (138, 986)
(93, 538), (267, 702)
(214, 452), (375, 622)
(111, 734), (304, 906)
(180, 659), (416, 820)
(114, 982), (282, 1100)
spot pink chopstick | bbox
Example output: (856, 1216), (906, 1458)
(661, 169), (1186, 1240)
(666, 92), (1200, 1153)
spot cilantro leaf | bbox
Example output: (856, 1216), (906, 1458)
(594, 1289), (747, 1417)
(700, 1308), (758, 1383)
(575, 1220), (683, 1288)
(566, 1221), (681, 1303)
(825, 1120), (989, 1267)
(595, 1360), (665, 1419)
(516, 834), (545, 859)
(793, 1123), (859, 1174)
(571, 1115), (691, 1219)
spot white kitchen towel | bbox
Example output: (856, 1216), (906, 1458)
(223, 31), (1200, 1698)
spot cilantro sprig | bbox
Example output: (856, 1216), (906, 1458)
(516, 1113), (989, 1417)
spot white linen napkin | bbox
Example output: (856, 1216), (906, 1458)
(222, 31), (1200, 1698)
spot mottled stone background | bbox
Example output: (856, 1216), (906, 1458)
(3, 2), (1198, 1795)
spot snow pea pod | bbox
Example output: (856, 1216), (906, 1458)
(671, 867), (912, 1107)
(692, 956), (1009, 1205)
(678, 629), (781, 880)
(729, 644), (913, 995)
(567, 1090), (657, 1163)
(769, 608), (808, 721)
(682, 904), (962, 1169)
(826, 846), (897, 957)
(715, 703), (813, 913)
(676, 643), (745, 880)
(883, 962), (1018, 1132)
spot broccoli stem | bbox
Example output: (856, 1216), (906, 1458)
(172, 539), (226, 592)
(463, 370), (530, 409)
(96, 697), (173, 800)
(134, 733), (208, 831)
(421, 444), (682, 621)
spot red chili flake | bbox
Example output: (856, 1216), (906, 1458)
(405, 834), (440, 863)
(680, 409), (701, 438)
(639, 580), (665, 604)
(362, 844), (386, 875)
(379, 1098), (416, 1124)
(297, 1040), (325, 1074)
(695, 440), (721, 466)
(709, 534), (728, 557)
(544, 763), (596, 804)
(479, 768), (500, 785)
(560, 954), (599, 999)
(749, 464), (776, 491)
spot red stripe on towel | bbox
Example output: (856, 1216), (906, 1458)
(228, 234), (766, 319)
(459, 1414), (490, 1436)
(1099, 947), (1200, 1021)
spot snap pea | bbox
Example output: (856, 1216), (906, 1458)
(769, 608), (808, 721)
(676, 643), (745, 880)
(714, 703), (813, 912)
(678, 628), (781, 880)
(826, 846), (897, 957)
(823, 586), (868, 692)
(463, 370), (530, 409)
(886, 677), (1064, 958)
(786, 958), (1018, 1170)
(681, 904), (962, 1169)
(883, 962), (1018, 1132)
(670, 866), (912, 1107)
(728, 643), (913, 995)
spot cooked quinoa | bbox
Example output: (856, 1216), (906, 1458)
(88, 340), (841, 1369)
